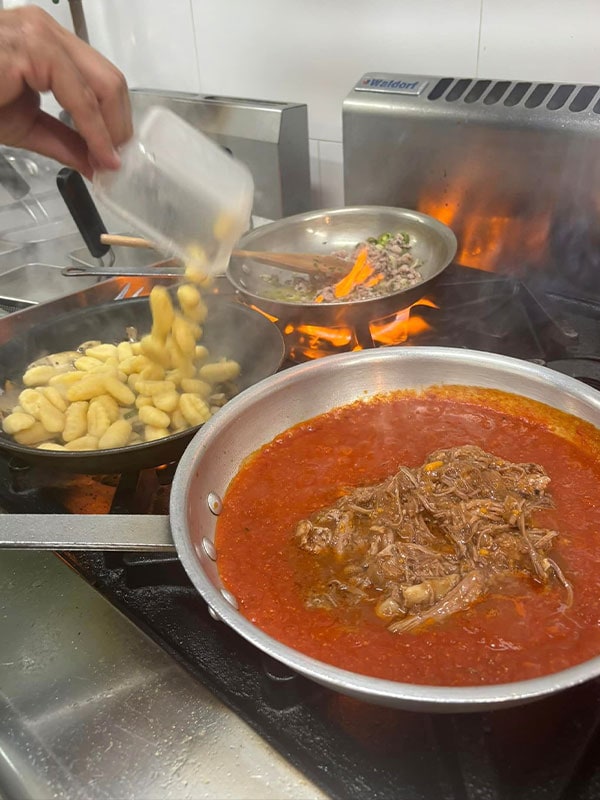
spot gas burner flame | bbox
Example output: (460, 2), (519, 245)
(284, 322), (353, 349)
(419, 183), (550, 274)
(249, 296), (440, 362)
(371, 298), (438, 345)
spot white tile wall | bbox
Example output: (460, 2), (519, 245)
(7, 0), (600, 206)
(478, 0), (600, 83)
(84, 0), (200, 94)
(190, 0), (481, 143)
(5, 1), (200, 118)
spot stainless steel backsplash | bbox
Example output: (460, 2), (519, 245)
(343, 73), (600, 291)
(130, 89), (311, 221)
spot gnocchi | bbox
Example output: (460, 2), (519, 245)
(1, 285), (242, 452)
(63, 401), (89, 443)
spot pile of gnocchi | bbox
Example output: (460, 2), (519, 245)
(1, 284), (241, 452)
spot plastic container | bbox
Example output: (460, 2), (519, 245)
(93, 106), (254, 275)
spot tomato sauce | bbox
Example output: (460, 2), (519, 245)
(215, 387), (600, 686)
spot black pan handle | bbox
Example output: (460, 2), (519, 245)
(56, 168), (110, 258)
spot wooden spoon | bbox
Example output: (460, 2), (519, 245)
(233, 250), (353, 276)
(99, 234), (350, 277)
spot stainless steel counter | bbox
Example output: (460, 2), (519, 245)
(0, 550), (326, 800)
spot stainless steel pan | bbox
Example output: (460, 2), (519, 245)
(0, 278), (285, 473)
(1, 348), (600, 712)
(227, 207), (458, 328)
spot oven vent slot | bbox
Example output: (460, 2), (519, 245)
(427, 77), (453, 100)
(464, 80), (491, 103)
(547, 84), (576, 110)
(445, 79), (471, 102)
(572, 85), (599, 111)
(525, 83), (553, 108)
(504, 82), (532, 106)
(483, 80), (511, 104)
(427, 77), (600, 112)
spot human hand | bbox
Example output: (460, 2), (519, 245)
(0, 5), (132, 178)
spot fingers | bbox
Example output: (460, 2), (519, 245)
(6, 6), (132, 171)
(60, 31), (133, 150)
(26, 44), (119, 172)
(18, 110), (94, 179)
(0, 88), (92, 177)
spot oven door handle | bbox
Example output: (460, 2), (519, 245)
(0, 514), (175, 551)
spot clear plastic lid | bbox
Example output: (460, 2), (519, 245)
(93, 106), (254, 275)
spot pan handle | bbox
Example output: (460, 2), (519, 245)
(61, 264), (185, 278)
(0, 514), (175, 551)
(61, 265), (112, 277)
(56, 168), (111, 259)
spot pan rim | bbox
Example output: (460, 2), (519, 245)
(170, 345), (600, 710)
(227, 205), (458, 310)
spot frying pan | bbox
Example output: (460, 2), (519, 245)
(227, 206), (458, 328)
(1, 347), (600, 713)
(0, 285), (285, 473)
(56, 173), (457, 334)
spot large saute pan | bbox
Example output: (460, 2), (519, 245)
(227, 206), (458, 328)
(2, 347), (600, 712)
(0, 283), (284, 473)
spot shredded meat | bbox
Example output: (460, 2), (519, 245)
(293, 445), (572, 633)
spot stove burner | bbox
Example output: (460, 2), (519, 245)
(279, 264), (592, 364)
(110, 466), (169, 514)
(407, 267), (586, 361)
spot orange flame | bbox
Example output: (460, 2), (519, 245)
(248, 304), (278, 322)
(371, 299), (438, 345)
(247, 286), (439, 361)
(419, 179), (551, 274)
(284, 322), (353, 348)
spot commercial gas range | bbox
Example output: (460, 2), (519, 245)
(3, 74), (600, 799)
